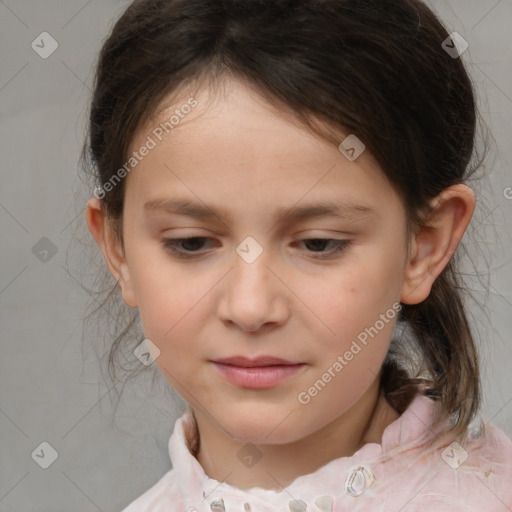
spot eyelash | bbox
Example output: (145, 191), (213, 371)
(160, 237), (351, 259)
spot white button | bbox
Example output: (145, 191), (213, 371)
(288, 499), (307, 511)
(210, 498), (225, 511)
(467, 417), (484, 440)
(315, 495), (334, 510)
(345, 466), (375, 497)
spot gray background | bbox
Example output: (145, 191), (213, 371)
(0, 0), (511, 511)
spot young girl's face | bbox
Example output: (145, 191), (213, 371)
(111, 78), (413, 444)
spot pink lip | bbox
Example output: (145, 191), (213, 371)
(211, 356), (306, 388)
(212, 356), (300, 367)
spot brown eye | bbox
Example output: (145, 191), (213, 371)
(161, 237), (215, 257)
(295, 238), (351, 257)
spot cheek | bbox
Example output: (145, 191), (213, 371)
(137, 283), (209, 393)
(299, 256), (403, 343)
(128, 249), (206, 349)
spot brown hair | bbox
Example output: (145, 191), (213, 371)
(81, 0), (489, 434)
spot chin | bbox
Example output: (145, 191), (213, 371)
(219, 408), (308, 446)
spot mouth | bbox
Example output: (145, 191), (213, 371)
(210, 356), (306, 388)
(211, 355), (302, 367)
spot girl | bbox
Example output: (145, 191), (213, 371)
(83, 0), (512, 510)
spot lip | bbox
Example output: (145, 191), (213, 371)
(212, 356), (300, 367)
(211, 356), (306, 389)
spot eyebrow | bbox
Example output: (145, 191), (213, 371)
(143, 197), (379, 224)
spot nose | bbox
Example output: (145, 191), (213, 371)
(217, 247), (290, 333)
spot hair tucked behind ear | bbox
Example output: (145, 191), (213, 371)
(80, 0), (489, 435)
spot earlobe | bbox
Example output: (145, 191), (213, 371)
(400, 184), (475, 305)
(85, 197), (138, 308)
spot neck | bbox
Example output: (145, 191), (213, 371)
(193, 381), (400, 491)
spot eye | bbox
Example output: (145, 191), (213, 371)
(161, 237), (215, 257)
(161, 237), (350, 259)
(294, 238), (351, 257)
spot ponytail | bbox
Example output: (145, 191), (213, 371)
(382, 258), (480, 434)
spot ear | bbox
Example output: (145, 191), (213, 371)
(85, 197), (138, 308)
(400, 184), (475, 305)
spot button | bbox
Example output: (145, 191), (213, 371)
(210, 498), (225, 511)
(288, 499), (307, 511)
(345, 466), (375, 497)
(467, 417), (484, 440)
(315, 495), (334, 511)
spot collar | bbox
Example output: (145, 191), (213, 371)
(168, 393), (442, 511)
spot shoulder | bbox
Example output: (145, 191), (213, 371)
(409, 421), (512, 511)
(373, 395), (512, 511)
(119, 408), (201, 512)
(120, 468), (185, 512)
(457, 422), (512, 503)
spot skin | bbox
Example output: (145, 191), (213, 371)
(86, 77), (475, 491)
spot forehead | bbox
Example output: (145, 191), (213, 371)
(123, 78), (401, 220)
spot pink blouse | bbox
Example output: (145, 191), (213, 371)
(120, 393), (512, 511)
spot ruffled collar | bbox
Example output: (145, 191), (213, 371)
(168, 393), (443, 511)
